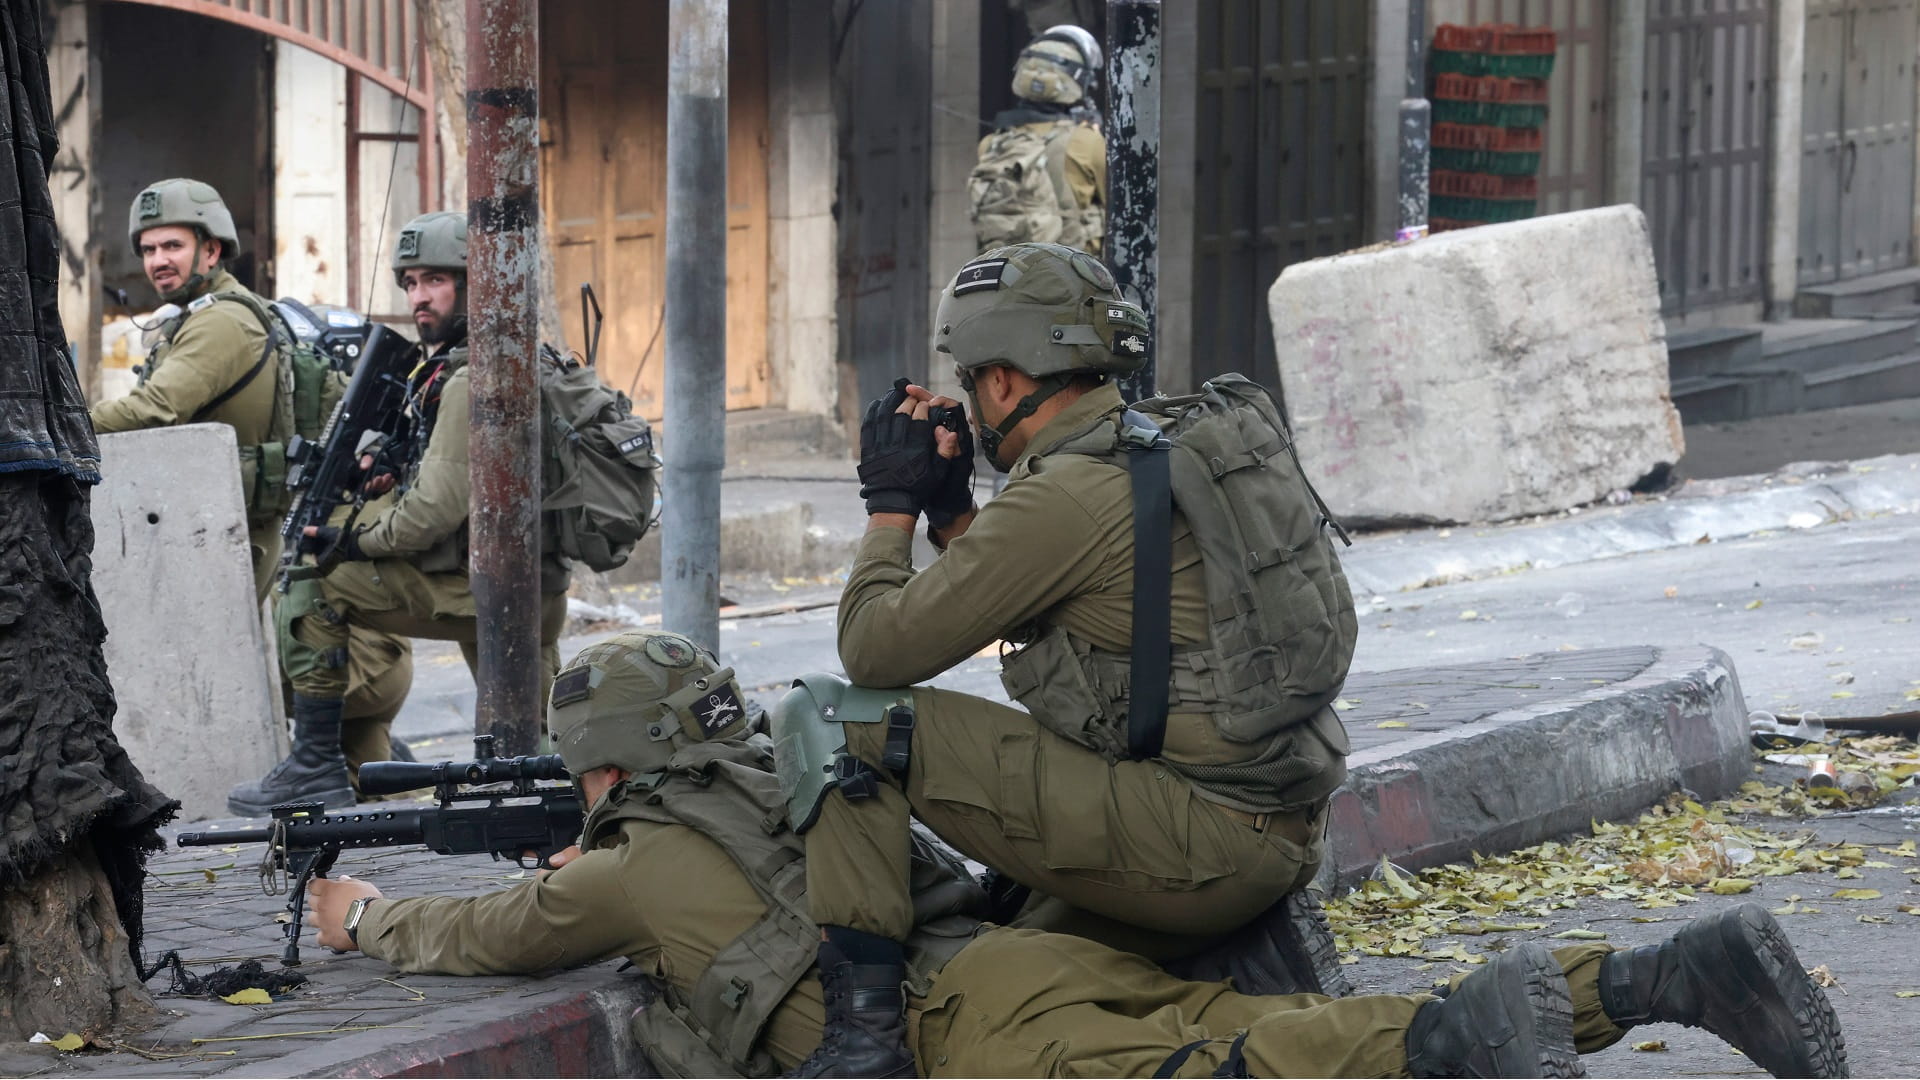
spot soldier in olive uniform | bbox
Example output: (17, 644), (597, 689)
(228, 211), (569, 816)
(972, 25), (1106, 255)
(93, 178), (414, 783)
(772, 242), (1362, 1073)
(92, 179), (285, 596)
(303, 630), (1846, 1080)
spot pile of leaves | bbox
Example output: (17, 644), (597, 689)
(1324, 754), (1919, 967)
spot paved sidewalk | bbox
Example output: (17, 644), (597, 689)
(15, 645), (1744, 1078)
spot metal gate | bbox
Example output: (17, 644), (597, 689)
(1429, 0), (1613, 214)
(1641, 0), (1772, 315)
(1192, 0), (1369, 388)
(1799, 0), (1918, 285)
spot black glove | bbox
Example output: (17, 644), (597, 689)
(858, 380), (943, 517)
(299, 525), (366, 571)
(925, 402), (977, 530)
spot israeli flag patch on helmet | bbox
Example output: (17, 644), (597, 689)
(952, 258), (1008, 295)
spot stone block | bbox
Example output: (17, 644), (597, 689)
(93, 425), (284, 821)
(1268, 204), (1685, 525)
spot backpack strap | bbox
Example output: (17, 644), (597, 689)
(1120, 410), (1173, 760)
(188, 293), (281, 423)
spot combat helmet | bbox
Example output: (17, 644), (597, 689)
(128, 178), (241, 260)
(392, 211), (468, 284)
(935, 242), (1150, 467)
(1012, 25), (1102, 106)
(548, 630), (753, 780)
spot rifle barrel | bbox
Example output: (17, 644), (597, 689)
(178, 826), (273, 846)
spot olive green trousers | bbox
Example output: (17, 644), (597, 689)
(807, 687), (1324, 947)
(916, 929), (1628, 1077)
(284, 557), (566, 712)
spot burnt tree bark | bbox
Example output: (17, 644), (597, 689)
(0, 0), (178, 1041)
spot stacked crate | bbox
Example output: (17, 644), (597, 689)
(1428, 24), (1557, 232)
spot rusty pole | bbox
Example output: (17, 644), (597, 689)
(661, 0), (728, 652)
(465, 0), (544, 754)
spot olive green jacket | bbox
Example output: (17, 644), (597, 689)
(358, 815), (827, 1069)
(351, 343), (568, 593)
(90, 269), (274, 442)
(837, 384), (1306, 779)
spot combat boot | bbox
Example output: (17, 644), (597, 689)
(790, 926), (916, 1078)
(1164, 888), (1354, 998)
(1404, 941), (1583, 1078)
(227, 695), (355, 817)
(1598, 902), (1848, 1078)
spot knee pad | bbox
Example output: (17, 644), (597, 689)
(275, 576), (347, 681)
(771, 673), (914, 834)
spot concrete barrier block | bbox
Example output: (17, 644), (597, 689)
(1268, 205), (1685, 525)
(94, 425), (284, 821)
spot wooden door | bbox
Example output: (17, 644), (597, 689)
(541, 0), (769, 417)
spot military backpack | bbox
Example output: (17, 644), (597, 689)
(969, 121), (1078, 253)
(538, 344), (662, 572)
(999, 373), (1358, 806)
(176, 291), (346, 526)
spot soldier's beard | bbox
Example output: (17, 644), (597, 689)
(417, 306), (468, 346)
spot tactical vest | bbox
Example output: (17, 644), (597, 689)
(969, 119), (1101, 255)
(997, 374), (1359, 812)
(586, 740), (983, 1079)
(143, 289), (342, 528)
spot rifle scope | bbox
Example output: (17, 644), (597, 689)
(358, 753), (571, 796)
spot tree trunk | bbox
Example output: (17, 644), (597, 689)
(0, 839), (153, 1041)
(416, 0), (565, 344)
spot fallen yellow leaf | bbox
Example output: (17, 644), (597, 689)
(1632, 1040), (1669, 1052)
(1458, 610), (1478, 620)
(1896, 991), (1920, 998)
(1746, 599), (1764, 610)
(221, 988), (272, 1005)
(1377, 720), (1410, 729)
(1709, 878), (1756, 895)
(1831, 691), (1855, 700)
(1833, 888), (1882, 900)
(50, 1033), (84, 1052)
(1663, 586), (1678, 598)
(1550, 928), (1608, 940)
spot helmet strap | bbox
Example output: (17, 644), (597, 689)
(973, 371), (1075, 473)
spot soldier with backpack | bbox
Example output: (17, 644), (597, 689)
(970, 24), (1107, 255)
(233, 210), (659, 816)
(770, 242), (1364, 1075)
(94, 177), (416, 787)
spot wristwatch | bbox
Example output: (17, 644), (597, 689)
(342, 896), (378, 946)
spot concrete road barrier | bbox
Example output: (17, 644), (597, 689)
(93, 425), (284, 820)
(1269, 204), (1684, 525)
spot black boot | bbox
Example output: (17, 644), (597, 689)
(227, 694), (355, 817)
(1164, 888), (1354, 998)
(790, 926), (916, 1078)
(1598, 902), (1849, 1078)
(1405, 942), (1583, 1078)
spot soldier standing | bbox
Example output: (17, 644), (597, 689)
(93, 178), (414, 782)
(970, 25), (1107, 255)
(228, 211), (570, 816)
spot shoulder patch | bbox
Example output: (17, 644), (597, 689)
(187, 294), (217, 314)
(952, 258), (1008, 296)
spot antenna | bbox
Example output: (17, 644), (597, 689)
(579, 283), (604, 368)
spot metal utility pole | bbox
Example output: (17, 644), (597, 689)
(466, 0), (544, 754)
(662, 0), (728, 653)
(1398, 0), (1431, 241)
(1105, 0), (1160, 402)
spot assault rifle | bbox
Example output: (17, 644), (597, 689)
(277, 321), (419, 587)
(177, 736), (581, 965)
